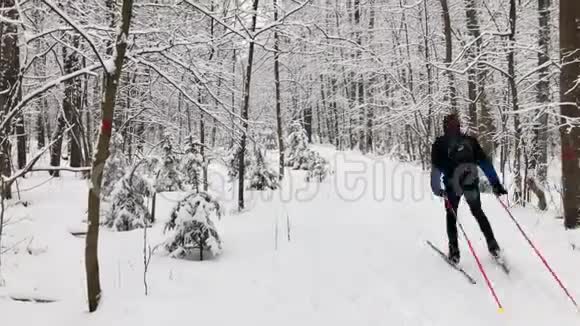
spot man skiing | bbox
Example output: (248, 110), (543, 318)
(430, 113), (508, 264)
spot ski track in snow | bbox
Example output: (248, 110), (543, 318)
(1, 146), (579, 326)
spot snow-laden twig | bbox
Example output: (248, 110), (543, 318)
(0, 14), (22, 25)
(179, 0), (249, 40)
(2, 127), (72, 186)
(143, 219), (151, 296)
(0, 64), (101, 132)
(29, 167), (92, 173)
(129, 56), (247, 140)
(39, 0), (107, 71)
(254, 0), (312, 38)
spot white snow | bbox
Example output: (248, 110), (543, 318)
(103, 59), (116, 75)
(1, 146), (579, 325)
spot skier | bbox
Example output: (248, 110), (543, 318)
(430, 113), (508, 264)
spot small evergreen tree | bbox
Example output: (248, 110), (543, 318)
(155, 134), (183, 192)
(105, 170), (152, 231)
(164, 192), (223, 260)
(180, 135), (204, 192)
(101, 133), (127, 198)
(144, 156), (160, 178)
(225, 144), (253, 181)
(285, 121), (311, 169)
(305, 151), (330, 182)
(248, 147), (279, 190)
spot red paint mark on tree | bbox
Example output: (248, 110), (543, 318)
(101, 119), (112, 136)
(562, 145), (577, 162)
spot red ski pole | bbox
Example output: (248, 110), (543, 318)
(496, 197), (579, 310)
(445, 197), (505, 313)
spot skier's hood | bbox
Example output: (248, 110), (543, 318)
(443, 113), (461, 136)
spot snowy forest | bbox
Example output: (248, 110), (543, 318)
(1, 0), (580, 324)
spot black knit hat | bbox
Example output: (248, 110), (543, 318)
(443, 113), (461, 135)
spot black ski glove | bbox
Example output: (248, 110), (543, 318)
(434, 189), (446, 197)
(492, 183), (508, 196)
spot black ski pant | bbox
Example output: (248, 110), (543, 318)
(445, 185), (497, 252)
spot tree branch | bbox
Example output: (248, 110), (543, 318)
(40, 0), (107, 70)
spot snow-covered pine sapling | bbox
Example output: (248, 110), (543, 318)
(305, 151), (330, 182)
(101, 133), (127, 198)
(180, 135), (204, 192)
(285, 121), (311, 170)
(225, 143), (253, 181)
(144, 156), (160, 178)
(154, 134), (184, 192)
(163, 192), (222, 261)
(248, 146), (279, 190)
(105, 170), (152, 231)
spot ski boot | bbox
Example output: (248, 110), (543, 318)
(488, 240), (501, 258)
(448, 245), (460, 265)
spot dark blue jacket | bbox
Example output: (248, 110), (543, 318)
(430, 134), (499, 194)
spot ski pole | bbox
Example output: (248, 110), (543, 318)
(445, 197), (505, 313)
(496, 197), (579, 310)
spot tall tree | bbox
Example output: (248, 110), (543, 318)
(238, 0), (260, 211)
(464, 0), (481, 134)
(439, 0), (458, 112)
(365, 0), (376, 152)
(51, 30), (83, 175)
(15, 110), (25, 169)
(85, 0), (135, 312)
(534, 0), (552, 182)
(0, 0), (19, 198)
(559, 0), (580, 228)
(507, 0), (522, 201)
(273, 0), (285, 179)
(354, 0), (365, 153)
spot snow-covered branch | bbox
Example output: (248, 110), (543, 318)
(39, 0), (107, 70)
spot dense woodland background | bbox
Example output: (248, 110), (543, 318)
(1, 0), (579, 215)
(0, 0), (579, 310)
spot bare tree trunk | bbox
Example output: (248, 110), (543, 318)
(37, 105), (46, 149)
(534, 0), (551, 183)
(507, 0), (522, 202)
(230, 49), (236, 148)
(274, 0), (284, 179)
(50, 32), (82, 174)
(331, 79), (340, 148)
(320, 75), (333, 144)
(15, 111), (25, 170)
(354, 0), (365, 153)
(304, 104), (313, 143)
(238, 0), (260, 211)
(439, 0), (458, 111)
(200, 113), (208, 191)
(559, 0), (580, 228)
(85, 0), (134, 312)
(422, 0), (434, 139)
(526, 177), (547, 210)
(66, 34), (83, 168)
(0, 0), (19, 198)
(464, 0), (480, 134)
(365, 0), (376, 152)
(87, 77), (98, 158)
(49, 111), (66, 177)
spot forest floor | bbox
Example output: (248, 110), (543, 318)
(1, 146), (579, 325)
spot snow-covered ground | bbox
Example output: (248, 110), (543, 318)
(1, 146), (579, 325)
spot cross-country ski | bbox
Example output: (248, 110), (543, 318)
(426, 240), (477, 284)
